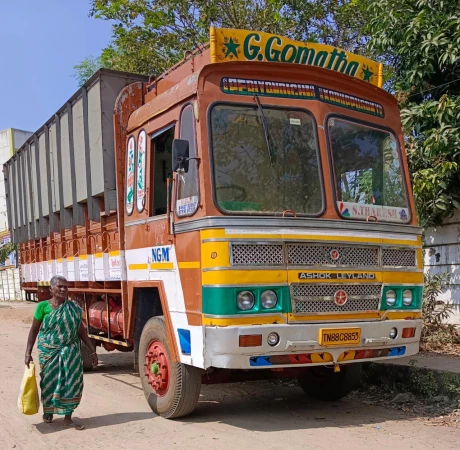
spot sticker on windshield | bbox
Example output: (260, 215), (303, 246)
(221, 78), (315, 99)
(290, 118), (301, 126)
(319, 88), (384, 118)
(338, 201), (410, 223)
(220, 78), (385, 118)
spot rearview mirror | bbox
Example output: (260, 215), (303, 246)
(172, 139), (190, 173)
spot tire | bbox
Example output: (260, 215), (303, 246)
(138, 317), (202, 419)
(80, 340), (94, 372)
(298, 363), (362, 401)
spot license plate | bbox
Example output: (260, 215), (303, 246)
(320, 328), (361, 346)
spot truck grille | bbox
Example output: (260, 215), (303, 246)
(287, 244), (379, 267)
(231, 243), (284, 265)
(229, 243), (417, 269)
(291, 284), (381, 314)
(382, 248), (417, 267)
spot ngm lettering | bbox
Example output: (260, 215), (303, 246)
(152, 247), (170, 262)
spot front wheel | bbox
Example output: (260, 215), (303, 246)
(138, 317), (202, 419)
(297, 363), (362, 401)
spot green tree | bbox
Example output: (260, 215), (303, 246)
(84, 0), (371, 77)
(73, 55), (112, 86)
(368, 0), (460, 226)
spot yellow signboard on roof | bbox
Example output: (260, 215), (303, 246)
(210, 27), (383, 88)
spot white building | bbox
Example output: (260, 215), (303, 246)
(424, 211), (460, 324)
(0, 128), (32, 300)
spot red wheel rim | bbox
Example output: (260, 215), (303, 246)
(145, 340), (170, 396)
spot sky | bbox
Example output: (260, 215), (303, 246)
(0, 1), (112, 132)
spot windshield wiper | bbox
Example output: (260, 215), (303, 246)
(254, 95), (275, 165)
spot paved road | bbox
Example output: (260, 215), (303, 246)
(1, 302), (459, 449)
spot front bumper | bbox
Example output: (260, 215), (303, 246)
(204, 319), (421, 369)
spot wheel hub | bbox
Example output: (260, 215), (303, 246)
(145, 340), (170, 396)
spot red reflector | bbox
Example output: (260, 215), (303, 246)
(402, 327), (416, 338)
(239, 335), (262, 347)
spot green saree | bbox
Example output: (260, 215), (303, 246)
(38, 300), (83, 415)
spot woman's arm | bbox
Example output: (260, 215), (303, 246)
(25, 318), (41, 367)
(78, 323), (98, 367)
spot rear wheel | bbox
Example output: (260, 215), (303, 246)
(139, 317), (202, 418)
(80, 340), (94, 372)
(297, 363), (362, 401)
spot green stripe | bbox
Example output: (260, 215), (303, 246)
(202, 286), (291, 315)
(380, 286), (423, 310)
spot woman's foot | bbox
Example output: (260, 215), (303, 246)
(62, 415), (84, 430)
(42, 413), (53, 423)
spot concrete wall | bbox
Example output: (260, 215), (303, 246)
(0, 129), (32, 231)
(424, 210), (460, 324)
(0, 129), (32, 302)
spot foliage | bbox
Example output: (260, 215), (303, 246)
(368, 0), (460, 227)
(421, 273), (458, 346)
(85, 0), (371, 76)
(0, 243), (17, 265)
(73, 56), (110, 87)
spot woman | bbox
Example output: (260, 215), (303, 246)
(25, 275), (98, 430)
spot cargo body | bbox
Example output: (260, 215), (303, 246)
(5, 27), (423, 419)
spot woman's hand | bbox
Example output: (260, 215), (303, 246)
(91, 352), (98, 368)
(25, 354), (33, 368)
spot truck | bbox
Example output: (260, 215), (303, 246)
(5, 27), (423, 418)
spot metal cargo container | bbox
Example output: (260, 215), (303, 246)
(4, 69), (148, 243)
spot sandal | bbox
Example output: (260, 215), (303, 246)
(62, 421), (84, 430)
(43, 414), (53, 423)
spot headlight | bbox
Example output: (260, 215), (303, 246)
(403, 290), (413, 306)
(261, 290), (278, 309)
(386, 290), (396, 307)
(389, 327), (398, 339)
(237, 291), (255, 311)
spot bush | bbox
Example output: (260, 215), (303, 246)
(421, 273), (459, 348)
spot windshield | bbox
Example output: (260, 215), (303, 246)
(328, 118), (410, 223)
(210, 104), (323, 215)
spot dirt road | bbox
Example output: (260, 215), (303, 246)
(1, 302), (459, 450)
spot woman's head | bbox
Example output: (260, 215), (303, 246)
(50, 275), (68, 300)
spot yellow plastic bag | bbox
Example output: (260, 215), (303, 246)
(17, 362), (40, 415)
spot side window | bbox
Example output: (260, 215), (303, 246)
(125, 135), (136, 215)
(136, 130), (147, 213)
(151, 125), (175, 216)
(176, 104), (199, 217)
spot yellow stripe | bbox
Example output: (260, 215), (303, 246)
(149, 262), (174, 270)
(202, 315), (286, 326)
(79, 255), (88, 260)
(288, 312), (380, 322)
(67, 257), (74, 262)
(288, 270), (383, 283)
(201, 240), (230, 269)
(382, 271), (423, 284)
(94, 253), (103, 258)
(109, 250), (120, 257)
(178, 262), (200, 269)
(288, 311), (421, 322)
(202, 311), (422, 326)
(203, 269), (286, 285)
(129, 263), (148, 270)
(57, 258), (63, 263)
(203, 269), (423, 285)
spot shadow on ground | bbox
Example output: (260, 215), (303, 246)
(35, 412), (154, 434)
(77, 352), (460, 433)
